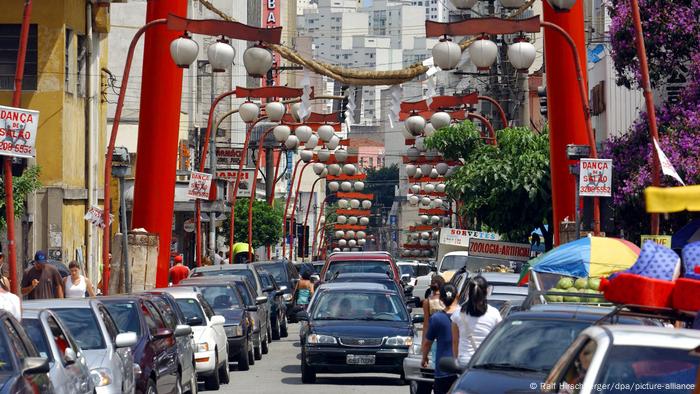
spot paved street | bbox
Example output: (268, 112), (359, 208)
(217, 323), (407, 394)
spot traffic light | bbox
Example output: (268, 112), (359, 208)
(537, 86), (547, 117)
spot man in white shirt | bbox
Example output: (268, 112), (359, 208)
(0, 285), (21, 321)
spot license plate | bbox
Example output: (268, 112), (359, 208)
(346, 354), (375, 365)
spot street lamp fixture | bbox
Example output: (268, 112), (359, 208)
(334, 148), (348, 163)
(450, 0), (477, 10)
(299, 149), (314, 162)
(305, 134), (319, 149)
(242, 45), (274, 77)
(405, 115), (426, 136)
(317, 148), (331, 162)
(238, 101), (260, 122)
(312, 163), (326, 176)
(327, 134), (341, 150)
(272, 125), (291, 142)
(317, 125), (336, 142)
(468, 36), (498, 71)
(431, 36), (462, 70)
(342, 164), (357, 176)
(265, 101), (286, 122)
(546, 0), (577, 11)
(206, 37), (236, 72)
(507, 38), (537, 72)
(430, 112), (452, 130)
(353, 181), (365, 191)
(169, 33), (199, 68)
(500, 0), (527, 7)
(295, 125), (313, 142)
(327, 163), (341, 176)
(285, 134), (300, 150)
(328, 181), (340, 192)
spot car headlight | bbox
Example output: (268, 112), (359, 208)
(306, 334), (337, 345)
(408, 341), (421, 355)
(385, 336), (413, 347)
(197, 342), (210, 352)
(283, 293), (293, 302)
(224, 324), (244, 337)
(90, 368), (113, 387)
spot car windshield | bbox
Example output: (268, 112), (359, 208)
(234, 282), (253, 305)
(325, 261), (393, 280)
(399, 265), (416, 277)
(311, 291), (408, 321)
(20, 319), (51, 361)
(199, 286), (242, 312)
(53, 308), (106, 350)
(175, 298), (206, 326)
(223, 268), (258, 290)
(0, 333), (14, 374)
(471, 318), (590, 372)
(102, 301), (142, 336)
(440, 255), (469, 272)
(259, 273), (272, 288)
(259, 264), (288, 285)
(595, 345), (699, 393)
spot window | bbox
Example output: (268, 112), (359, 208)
(143, 301), (165, 335)
(0, 24), (37, 90)
(104, 301), (142, 336)
(150, 298), (179, 330)
(4, 319), (30, 358)
(54, 308), (106, 350)
(65, 28), (73, 93)
(77, 34), (86, 97)
(197, 295), (216, 319)
(47, 317), (73, 365)
(100, 307), (120, 343)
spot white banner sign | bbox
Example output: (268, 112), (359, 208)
(84, 206), (113, 228)
(217, 169), (255, 198)
(468, 239), (531, 262)
(438, 228), (501, 247)
(579, 158), (612, 197)
(187, 171), (213, 200)
(0, 105), (40, 158)
(653, 138), (685, 185)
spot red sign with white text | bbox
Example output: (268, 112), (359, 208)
(264, 0), (281, 85)
(468, 239), (531, 262)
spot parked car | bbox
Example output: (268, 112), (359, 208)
(180, 275), (269, 362)
(20, 308), (93, 394)
(142, 292), (197, 394)
(0, 310), (53, 394)
(297, 282), (414, 383)
(397, 261), (433, 287)
(152, 287), (229, 391)
(320, 251), (401, 286)
(543, 325), (700, 394)
(26, 299), (137, 394)
(257, 270), (289, 339)
(253, 260), (300, 322)
(101, 295), (185, 394)
(175, 279), (254, 370)
(438, 304), (661, 394)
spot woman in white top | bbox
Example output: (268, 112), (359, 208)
(64, 261), (96, 298)
(0, 279), (21, 321)
(451, 275), (502, 367)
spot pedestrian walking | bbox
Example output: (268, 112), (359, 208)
(64, 261), (96, 298)
(422, 283), (459, 394)
(451, 275), (501, 367)
(293, 270), (314, 310)
(21, 251), (64, 300)
(169, 255), (190, 285)
(0, 255), (20, 320)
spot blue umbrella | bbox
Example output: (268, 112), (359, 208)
(671, 219), (700, 249)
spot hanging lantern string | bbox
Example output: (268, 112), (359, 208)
(195, 0), (536, 85)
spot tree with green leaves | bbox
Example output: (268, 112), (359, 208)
(425, 122), (554, 250)
(364, 164), (399, 209)
(221, 198), (283, 249)
(0, 166), (41, 231)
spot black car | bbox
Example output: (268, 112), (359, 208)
(253, 261), (300, 322)
(180, 275), (269, 362)
(101, 295), (185, 394)
(0, 310), (53, 393)
(445, 304), (662, 394)
(257, 270), (289, 339)
(329, 272), (418, 305)
(297, 282), (414, 383)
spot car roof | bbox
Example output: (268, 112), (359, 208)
(332, 273), (394, 280)
(317, 282), (397, 292)
(24, 298), (100, 309)
(477, 272), (520, 282)
(327, 252), (392, 260)
(584, 325), (700, 348)
(192, 264), (255, 272)
(443, 251), (470, 257)
(509, 304), (625, 321)
(152, 286), (202, 298)
(99, 295), (145, 302)
(182, 274), (247, 283)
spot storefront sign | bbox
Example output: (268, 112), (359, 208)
(187, 171), (213, 200)
(0, 105), (40, 158)
(438, 228), (501, 247)
(640, 235), (672, 248)
(216, 147), (243, 167)
(579, 158), (612, 197)
(218, 169), (255, 198)
(468, 239), (531, 262)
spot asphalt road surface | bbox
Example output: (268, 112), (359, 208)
(216, 323), (407, 394)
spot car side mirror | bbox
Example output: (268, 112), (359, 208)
(64, 348), (77, 365)
(438, 356), (465, 375)
(115, 331), (138, 348)
(246, 305), (259, 312)
(210, 315), (226, 326)
(275, 290), (285, 297)
(153, 328), (174, 339)
(22, 357), (50, 375)
(279, 285), (288, 292)
(186, 316), (203, 326)
(255, 296), (267, 305)
(263, 286), (275, 293)
(401, 274), (410, 284)
(174, 324), (192, 337)
(411, 314), (424, 324)
(296, 310), (309, 321)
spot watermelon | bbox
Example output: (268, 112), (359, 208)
(545, 288), (565, 303)
(556, 277), (574, 290)
(587, 277), (601, 291)
(574, 278), (588, 290)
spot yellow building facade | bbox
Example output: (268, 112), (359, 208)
(0, 0), (110, 281)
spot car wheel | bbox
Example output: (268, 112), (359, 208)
(410, 380), (432, 394)
(146, 378), (157, 394)
(280, 318), (289, 338)
(218, 360), (230, 384)
(254, 333), (262, 360)
(261, 334), (269, 354)
(237, 338), (250, 371)
(300, 350), (316, 384)
(271, 317), (281, 340)
(248, 341), (256, 366)
(203, 355), (221, 391)
(267, 320), (272, 343)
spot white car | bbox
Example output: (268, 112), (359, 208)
(156, 287), (230, 391)
(543, 324), (700, 394)
(397, 261), (433, 287)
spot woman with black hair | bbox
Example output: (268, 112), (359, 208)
(451, 275), (502, 367)
(294, 270), (314, 309)
(422, 283), (460, 394)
